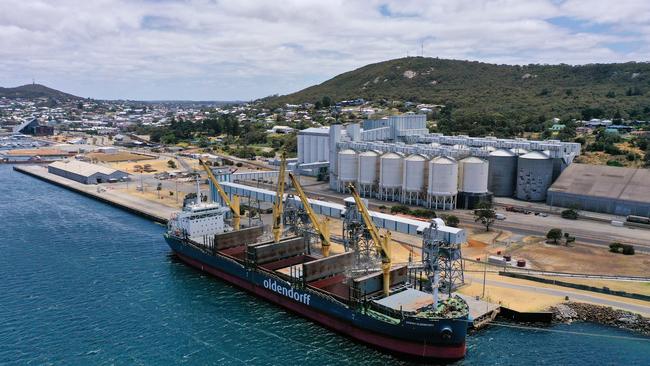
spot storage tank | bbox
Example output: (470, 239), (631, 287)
(457, 157), (492, 209)
(459, 157), (489, 193)
(516, 151), (553, 201)
(337, 149), (358, 185)
(379, 152), (403, 200)
(403, 154), (426, 192)
(488, 148), (517, 197)
(427, 156), (458, 210)
(402, 154), (426, 204)
(357, 150), (379, 196)
(428, 156), (458, 196)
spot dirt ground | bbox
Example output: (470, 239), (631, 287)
(458, 280), (564, 312)
(109, 158), (178, 174)
(508, 241), (650, 277)
(87, 151), (156, 162)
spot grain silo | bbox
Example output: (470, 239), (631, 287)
(488, 149), (517, 197)
(402, 154), (427, 204)
(427, 156), (458, 210)
(516, 151), (553, 201)
(337, 149), (358, 192)
(379, 152), (403, 200)
(357, 150), (379, 197)
(457, 157), (492, 209)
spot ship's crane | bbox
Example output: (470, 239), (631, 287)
(272, 152), (287, 242)
(287, 172), (332, 257)
(347, 183), (392, 297)
(199, 159), (241, 230)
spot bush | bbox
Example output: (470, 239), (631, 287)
(561, 209), (578, 220)
(622, 244), (635, 255)
(606, 160), (624, 167)
(390, 205), (411, 215)
(443, 215), (460, 227)
(235, 162), (243, 167)
(411, 209), (437, 219)
(609, 242), (622, 253)
(609, 242), (635, 255)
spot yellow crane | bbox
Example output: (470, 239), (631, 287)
(347, 183), (392, 297)
(272, 152), (287, 242)
(287, 172), (332, 257)
(199, 159), (241, 230)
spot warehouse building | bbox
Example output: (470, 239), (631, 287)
(48, 160), (128, 184)
(547, 164), (650, 217)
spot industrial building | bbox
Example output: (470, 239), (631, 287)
(48, 160), (128, 184)
(12, 118), (54, 136)
(547, 164), (650, 217)
(296, 114), (581, 209)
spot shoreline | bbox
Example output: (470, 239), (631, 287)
(551, 302), (650, 336)
(13, 165), (170, 224)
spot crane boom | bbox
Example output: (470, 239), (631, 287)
(272, 152), (287, 242)
(347, 183), (392, 296)
(199, 159), (241, 230)
(287, 172), (332, 257)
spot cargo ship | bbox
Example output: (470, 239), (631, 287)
(164, 194), (469, 360)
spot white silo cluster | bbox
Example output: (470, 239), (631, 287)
(324, 118), (582, 207)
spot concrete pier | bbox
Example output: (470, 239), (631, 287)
(14, 165), (174, 224)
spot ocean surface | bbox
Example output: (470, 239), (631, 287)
(1, 164), (649, 365)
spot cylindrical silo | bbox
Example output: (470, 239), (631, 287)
(427, 156), (458, 210)
(488, 149), (517, 197)
(457, 157), (492, 209)
(516, 151), (553, 201)
(357, 150), (379, 197)
(379, 152), (403, 201)
(402, 154), (426, 204)
(459, 157), (489, 193)
(337, 149), (357, 192)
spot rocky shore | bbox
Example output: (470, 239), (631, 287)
(550, 302), (650, 336)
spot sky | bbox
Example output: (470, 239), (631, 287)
(1, 0), (649, 100)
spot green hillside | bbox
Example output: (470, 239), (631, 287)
(272, 57), (650, 120)
(0, 84), (80, 100)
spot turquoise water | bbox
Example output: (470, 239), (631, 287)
(1, 165), (649, 365)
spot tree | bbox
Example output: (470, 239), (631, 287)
(546, 228), (563, 244)
(473, 201), (496, 231)
(321, 96), (332, 108)
(444, 215), (460, 228)
(167, 160), (177, 169)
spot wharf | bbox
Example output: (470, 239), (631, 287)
(13, 165), (173, 224)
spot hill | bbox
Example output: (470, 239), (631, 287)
(0, 84), (81, 100)
(271, 57), (650, 120)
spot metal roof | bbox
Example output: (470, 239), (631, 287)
(49, 160), (125, 177)
(548, 164), (650, 204)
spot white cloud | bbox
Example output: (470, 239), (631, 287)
(0, 0), (648, 100)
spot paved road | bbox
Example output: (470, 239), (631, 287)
(284, 180), (650, 253)
(467, 275), (650, 315)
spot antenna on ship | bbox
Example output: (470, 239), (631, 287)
(195, 174), (201, 204)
